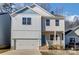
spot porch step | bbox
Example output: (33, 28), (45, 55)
(39, 45), (48, 50)
(40, 45), (64, 50)
(49, 45), (64, 50)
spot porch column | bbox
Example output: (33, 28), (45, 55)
(54, 31), (56, 45)
(63, 31), (65, 49)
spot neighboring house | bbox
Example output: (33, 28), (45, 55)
(11, 4), (65, 50)
(65, 26), (79, 49)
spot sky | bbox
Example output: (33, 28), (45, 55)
(3, 3), (79, 21)
(15, 3), (79, 21)
(0, 3), (79, 16)
(9, 3), (79, 16)
(48, 3), (79, 16)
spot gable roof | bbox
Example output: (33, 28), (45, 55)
(65, 30), (72, 35)
(65, 25), (79, 35)
(54, 14), (64, 19)
(31, 4), (55, 17)
(11, 3), (55, 18)
(10, 6), (37, 16)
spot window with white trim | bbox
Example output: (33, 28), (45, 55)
(55, 19), (59, 26)
(46, 19), (50, 26)
(22, 17), (31, 25)
(22, 17), (26, 25)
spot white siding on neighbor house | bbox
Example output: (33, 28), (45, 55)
(11, 14), (41, 39)
(45, 19), (64, 31)
(75, 29), (79, 36)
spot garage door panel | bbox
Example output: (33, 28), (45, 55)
(16, 39), (40, 49)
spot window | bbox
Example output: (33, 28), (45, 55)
(55, 19), (59, 26)
(70, 38), (75, 43)
(50, 35), (54, 40)
(46, 19), (50, 26)
(22, 17), (26, 25)
(27, 18), (31, 25)
(22, 17), (31, 25)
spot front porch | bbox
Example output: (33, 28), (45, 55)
(41, 31), (65, 50)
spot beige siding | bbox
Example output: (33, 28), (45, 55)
(45, 19), (64, 31)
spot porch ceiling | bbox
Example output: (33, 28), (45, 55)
(42, 31), (64, 35)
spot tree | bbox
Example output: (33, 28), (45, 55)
(65, 16), (79, 30)
(51, 11), (54, 15)
(0, 3), (16, 13)
(73, 16), (79, 27)
(0, 3), (50, 14)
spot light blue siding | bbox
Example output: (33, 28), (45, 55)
(41, 35), (46, 46)
(65, 30), (79, 45)
(16, 8), (39, 15)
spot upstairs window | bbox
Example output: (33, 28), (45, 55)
(22, 17), (26, 25)
(55, 19), (59, 26)
(46, 19), (50, 26)
(22, 17), (31, 25)
(27, 18), (31, 25)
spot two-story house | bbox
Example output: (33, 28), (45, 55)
(11, 4), (65, 50)
(65, 26), (79, 49)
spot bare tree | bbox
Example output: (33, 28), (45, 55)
(0, 3), (50, 14)
(0, 3), (15, 13)
(65, 16), (79, 30)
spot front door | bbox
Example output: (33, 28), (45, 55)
(56, 34), (61, 45)
(50, 35), (54, 41)
(48, 34), (54, 45)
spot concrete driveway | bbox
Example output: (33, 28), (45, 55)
(1, 49), (41, 55)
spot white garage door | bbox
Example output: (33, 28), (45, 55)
(16, 39), (40, 49)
